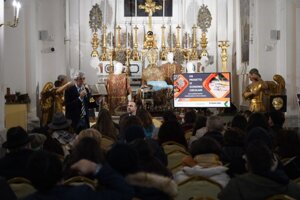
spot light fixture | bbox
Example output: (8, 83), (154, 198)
(0, 0), (21, 28)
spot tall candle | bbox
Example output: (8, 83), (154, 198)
(126, 23), (128, 48)
(143, 21), (146, 42)
(186, 33), (188, 48)
(170, 26), (173, 48)
(16, 2), (21, 19)
(226, 0), (228, 40)
(104, 0), (107, 24)
(135, 0), (137, 24)
(110, 32), (113, 48)
(163, 0), (165, 24)
(12, 0), (17, 18)
(193, 0), (196, 25)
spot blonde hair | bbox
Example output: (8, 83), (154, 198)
(75, 128), (102, 146)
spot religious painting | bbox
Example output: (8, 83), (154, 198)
(124, 0), (172, 17)
(240, 0), (250, 63)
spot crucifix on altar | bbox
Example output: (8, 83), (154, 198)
(138, 0), (162, 31)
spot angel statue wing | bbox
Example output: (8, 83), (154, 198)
(40, 82), (55, 126)
(265, 74), (286, 96)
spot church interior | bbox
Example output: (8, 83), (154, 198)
(1, 0), (300, 199)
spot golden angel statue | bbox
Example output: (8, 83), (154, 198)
(242, 68), (268, 112)
(243, 68), (286, 112)
(40, 75), (73, 126)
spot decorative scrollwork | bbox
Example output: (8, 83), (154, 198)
(174, 49), (185, 65)
(197, 4), (212, 33)
(115, 49), (127, 64)
(89, 4), (102, 32)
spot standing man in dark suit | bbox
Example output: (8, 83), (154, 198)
(64, 71), (99, 133)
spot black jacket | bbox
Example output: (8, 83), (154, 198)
(0, 149), (33, 180)
(24, 164), (134, 200)
(64, 85), (98, 132)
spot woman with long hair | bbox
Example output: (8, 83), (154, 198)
(92, 109), (118, 141)
(136, 109), (156, 139)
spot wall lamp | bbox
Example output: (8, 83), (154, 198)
(0, 0), (21, 28)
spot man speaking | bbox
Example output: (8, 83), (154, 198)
(64, 71), (99, 133)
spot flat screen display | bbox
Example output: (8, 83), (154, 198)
(173, 72), (231, 108)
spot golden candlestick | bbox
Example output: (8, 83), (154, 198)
(132, 25), (140, 61)
(108, 50), (114, 74)
(161, 25), (166, 49)
(200, 32), (208, 57)
(100, 25), (108, 61)
(175, 25), (181, 48)
(91, 32), (100, 57)
(218, 41), (230, 72)
(190, 25), (198, 60)
(126, 48), (132, 76)
(183, 49), (191, 62)
(160, 24), (167, 61)
(116, 25), (121, 49)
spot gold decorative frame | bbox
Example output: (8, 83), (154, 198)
(89, 4), (102, 32)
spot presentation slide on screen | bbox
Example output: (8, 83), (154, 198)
(173, 72), (231, 108)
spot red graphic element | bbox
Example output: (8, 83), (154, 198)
(174, 75), (189, 98)
(202, 73), (230, 98)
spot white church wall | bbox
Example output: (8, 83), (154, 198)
(3, 0), (27, 94)
(0, 1), (4, 131)
(3, 0), (66, 120)
(37, 0), (66, 88)
(285, 0), (299, 115)
(255, 0), (278, 81)
(296, 7), (300, 98)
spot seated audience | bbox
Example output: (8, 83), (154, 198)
(203, 115), (225, 146)
(106, 143), (177, 200)
(246, 127), (273, 150)
(124, 125), (167, 166)
(92, 109), (118, 141)
(175, 137), (230, 187)
(28, 133), (47, 151)
(45, 112), (75, 156)
(63, 137), (105, 179)
(162, 111), (178, 123)
(221, 128), (247, 177)
(129, 139), (172, 177)
(119, 116), (143, 142)
(0, 176), (17, 200)
(268, 111), (285, 147)
(230, 114), (247, 131)
(181, 109), (197, 132)
(218, 140), (300, 200)
(246, 112), (269, 132)
(136, 109), (156, 139)
(74, 128), (102, 147)
(192, 114), (207, 136)
(0, 126), (33, 179)
(24, 151), (134, 200)
(276, 129), (300, 180)
(268, 111), (285, 132)
(189, 115), (225, 146)
(158, 121), (188, 148)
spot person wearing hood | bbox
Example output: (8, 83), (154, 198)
(174, 137), (230, 188)
(218, 140), (300, 200)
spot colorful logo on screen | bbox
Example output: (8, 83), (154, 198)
(174, 75), (189, 98)
(203, 73), (230, 98)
